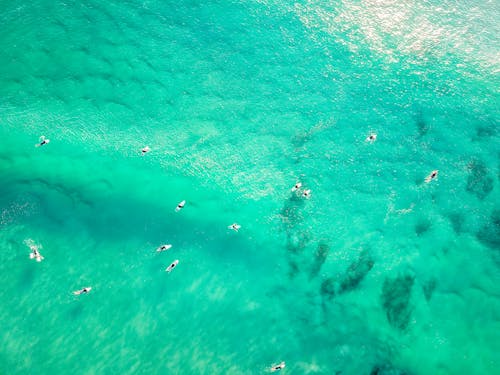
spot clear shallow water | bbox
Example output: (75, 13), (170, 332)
(0, 0), (499, 374)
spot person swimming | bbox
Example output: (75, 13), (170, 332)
(366, 133), (377, 142)
(156, 244), (172, 252)
(425, 170), (438, 183)
(165, 260), (179, 273)
(270, 361), (285, 372)
(141, 146), (150, 154)
(29, 245), (44, 262)
(35, 136), (50, 147)
(291, 182), (302, 192)
(302, 189), (311, 198)
(73, 287), (92, 295)
(228, 223), (241, 232)
(175, 200), (186, 212)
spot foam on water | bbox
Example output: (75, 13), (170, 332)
(0, 1), (499, 374)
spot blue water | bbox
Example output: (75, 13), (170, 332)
(0, 1), (499, 374)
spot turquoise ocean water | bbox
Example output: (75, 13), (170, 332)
(0, 1), (499, 374)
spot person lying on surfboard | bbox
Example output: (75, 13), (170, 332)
(156, 244), (172, 252)
(270, 361), (285, 372)
(35, 136), (50, 147)
(73, 287), (92, 295)
(165, 260), (179, 273)
(29, 245), (44, 262)
(366, 132), (377, 142)
(228, 223), (241, 232)
(424, 170), (438, 183)
(175, 200), (186, 212)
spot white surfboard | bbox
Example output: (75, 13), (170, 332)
(175, 200), (186, 212)
(228, 223), (241, 232)
(156, 244), (172, 252)
(165, 260), (179, 273)
(73, 287), (92, 295)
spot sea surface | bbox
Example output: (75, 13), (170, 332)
(0, 1), (499, 374)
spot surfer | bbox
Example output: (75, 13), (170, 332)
(424, 170), (438, 183)
(175, 200), (186, 212)
(228, 223), (241, 232)
(165, 260), (179, 273)
(366, 133), (377, 142)
(141, 146), (150, 154)
(302, 189), (311, 198)
(29, 246), (44, 262)
(270, 361), (285, 372)
(291, 182), (302, 192)
(156, 244), (172, 252)
(35, 136), (50, 147)
(73, 287), (92, 295)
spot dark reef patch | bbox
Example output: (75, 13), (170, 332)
(280, 194), (305, 231)
(422, 278), (437, 301)
(285, 232), (311, 254)
(309, 242), (330, 279)
(320, 277), (336, 300)
(281, 190), (312, 278)
(476, 209), (500, 251)
(466, 158), (494, 200)
(338, 250), (374, 294)
(415, 218), (431, 236)
(381, 274), (414, 330)
(474, 117), (498, 140)
(447, 211), (465, 234)
(320, 250), (374, 300)
(288, 260), (299, 279)
(415, 111), (429, 137)
(370, 364), (411, 375)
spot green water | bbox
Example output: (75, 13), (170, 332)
(0, 0), (499, 374)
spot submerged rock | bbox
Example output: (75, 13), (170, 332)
(381, 275), (414, 330)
